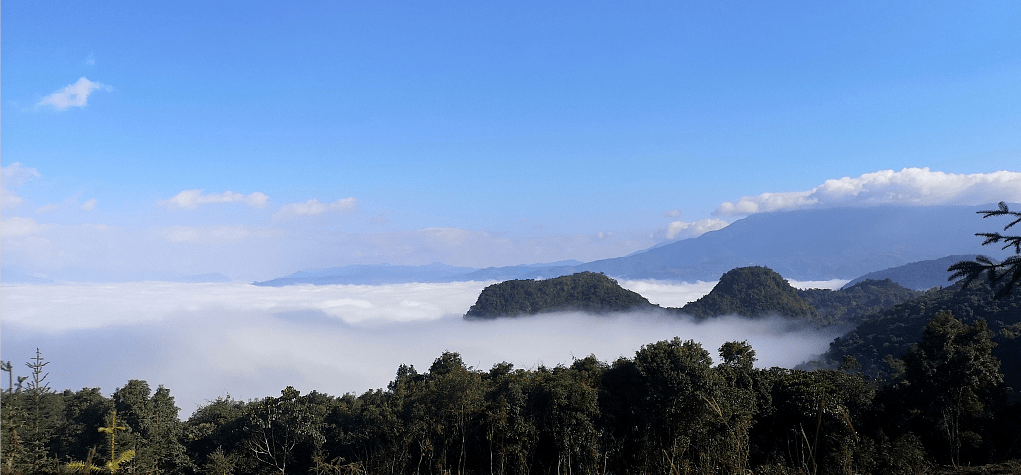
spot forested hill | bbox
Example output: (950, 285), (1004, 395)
(798, 278), (922, 326)
(465, 267), (923, 325)
(679, 267), (923, 326)
(678, 266), (816, 320)
(825, 278), (1021, 388)
(464, 272), (656, 319)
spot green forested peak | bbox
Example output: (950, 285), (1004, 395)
(680, 266), (817, 320)
(464, 271), (655, 319)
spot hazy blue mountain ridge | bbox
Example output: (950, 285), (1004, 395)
(571, 205), (1012, 282)
(254, 205), (1014, 286)
(254, 261), (584, 286)
(841, 255), (979, 290)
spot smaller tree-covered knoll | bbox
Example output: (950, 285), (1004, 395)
(464, 271), (655, 319)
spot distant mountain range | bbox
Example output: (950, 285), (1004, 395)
(253, 260), (585, 286)
(256, 204), (1013, 286)
(0, 267), (232, 284)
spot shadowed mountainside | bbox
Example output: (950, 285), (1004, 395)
(825, 278), (1021, 388)
(841, 254), (978, 290)
(573, 205), (1013, 282)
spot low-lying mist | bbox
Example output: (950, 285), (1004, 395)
(1, 278), (846, 416)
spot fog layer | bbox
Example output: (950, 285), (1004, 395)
(1, 280), (844, 415)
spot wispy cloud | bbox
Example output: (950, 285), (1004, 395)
(81, 199), (97, 211)
(37, 77), (111, 110)
(159, 189), (269, 210)
(274, 197), (358, 218)
(715, 168), (1021, 216)
(161, 225), (280, 243)
(0, 217), (48, 238)
(1, 163), (41, 209)
(84, 53), (96, 66)
(664, 218), (730, 240)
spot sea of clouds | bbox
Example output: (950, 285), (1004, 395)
(1, 278), (846, 416)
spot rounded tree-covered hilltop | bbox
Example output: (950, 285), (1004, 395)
(680, 266), (817, 319)
(464, 271), (656, 319)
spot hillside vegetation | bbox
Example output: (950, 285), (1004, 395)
(825, 278), (1021, 387)
(464, 271), (656, 319)
(798, 278), (922, 326)
(679, 266), (817, 320)
(465, 266), (922, 329)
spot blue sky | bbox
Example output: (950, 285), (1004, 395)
(3, 1), (1021, 281)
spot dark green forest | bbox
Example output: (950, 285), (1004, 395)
(3, 310), (1020, 475)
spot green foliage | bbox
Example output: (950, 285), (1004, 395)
(466, 267), (920, 329)
(798, 278), (922, 326)
(53, 388), (116, 463)
(949, 201), (1021, 299)
(899, 311), (1002, 465)
(825, 279), (1021, 386)
(112, 380), (192, 474)
(1, 349), (63, 475)
(464, 271), (655, 318)
(681, 266), (817, 320)
(4, 320), (1019, 474)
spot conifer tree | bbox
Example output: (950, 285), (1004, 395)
(949, 201), (1021, 298)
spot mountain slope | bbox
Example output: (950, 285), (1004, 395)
(253, 205), (1014, 286)
(841, 254), (978, 290)
(825, 278), (1021, 388)
(798, 278), (922, 326)
(574, 205), (1013, 282)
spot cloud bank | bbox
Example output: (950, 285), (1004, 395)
(275, 197), (358, 217)
(38, 77), (111, 110)
(1, 162), (41, 209)
(1, 281), (841, 415)
(664, 218), (730, 240)
(159, 189), (270, 210)
(715, 168), (1021, 216)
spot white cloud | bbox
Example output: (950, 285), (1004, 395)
(664, 209), (681, 218)
(81, 199), (97, 211)
(35, 203), (61, 213)
(1, 162), (41, 187)
(664, 218), (730, 239)
(161, 225), (280, 243)
(159, 189), (270, 210)
(715, 168), (1021, 216)
(37, 77), (111, 110)
(1, 163), (41, 209)
(422, 227), (477, 245)
(84, 53), (96, 66)
(0, 217), (48, 238)
(274, 197), (358, 217)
